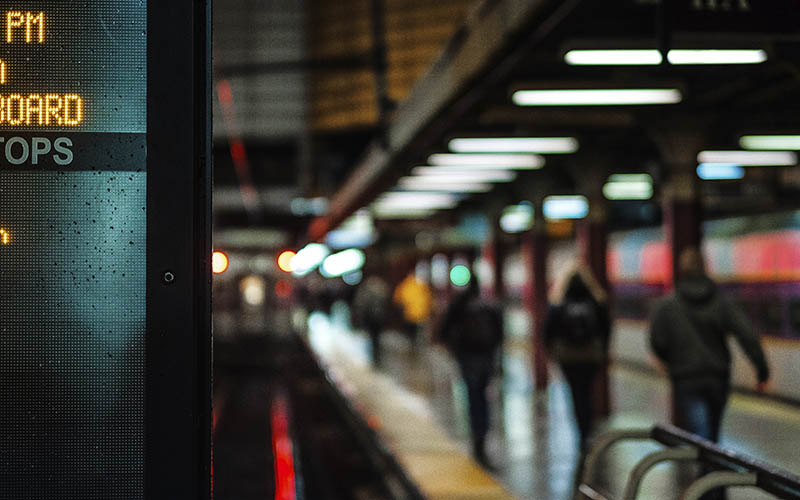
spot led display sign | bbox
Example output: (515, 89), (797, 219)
(0, 2), (147, 498)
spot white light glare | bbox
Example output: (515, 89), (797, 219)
(564, 49), (767, 66)
(512, 89), (682, 106)
(543, 195), (589, 220)
(395, 180), (494, 193)
(320, 249), (366, 278)
(739, 135), (800, 151)
(375, 192), (460, 208)
(448, 137), (579, 154)
(667, 49), (767, 65)
(602, 173), (653, 200)
(499, 203), (534, 233)
(697, 163), (745, 180)
(696, 150), (797, 166)
(290, 243), (330, 276)
(428, 153), (545, 168)
(565, 49), (663, 65)
(406, 169), (517, 183)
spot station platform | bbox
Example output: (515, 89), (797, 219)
(305, 303), (800, 500)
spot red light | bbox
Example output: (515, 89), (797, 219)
(277, 251), (296, 273)
(275, 279), (292, 299)
(212, 251), (229, 274)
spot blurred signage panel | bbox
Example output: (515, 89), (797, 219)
(0, 2), (146, 498)
(671, 0), (800, 34)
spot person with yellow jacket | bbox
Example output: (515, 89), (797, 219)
(393, 272), (433, 344)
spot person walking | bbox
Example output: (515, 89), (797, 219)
(353, 275), (391, 367)
(544, 266), (611, 450)
(650, 248), (770, 443)
(439, 278), (504, 468)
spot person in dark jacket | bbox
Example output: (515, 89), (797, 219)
(544, 266), (611, 449)
(650, 248), (770, 443)
(439, 277), (504, 468)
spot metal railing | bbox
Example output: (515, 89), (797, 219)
(577, 424), (800, 500)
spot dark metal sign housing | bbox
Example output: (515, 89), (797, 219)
(0, 2), (211, 498)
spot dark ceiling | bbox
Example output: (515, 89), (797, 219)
(211, 0), (800, 249)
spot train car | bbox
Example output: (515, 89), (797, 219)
(608, 210), (800, 402)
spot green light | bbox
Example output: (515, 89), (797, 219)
(450, 265), (471, 287)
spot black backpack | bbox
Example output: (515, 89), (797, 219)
(560, 299), (598, 346)
(457, 297), (501, 353)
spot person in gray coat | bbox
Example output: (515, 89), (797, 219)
(649, 248), (770, 444)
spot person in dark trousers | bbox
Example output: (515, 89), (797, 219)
(352, 275), (391, 367)
(650, 248), (770, 442)
(439, 278), (504, 468)
(544, 266), (611, 450)
(650, 248), (770, 500)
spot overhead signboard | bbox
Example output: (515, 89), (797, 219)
(0, 2), (210, 499)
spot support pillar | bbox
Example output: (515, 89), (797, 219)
(483, 207), (507, 302)
(653, 130), (705, 286)
(578, 195), (611, 417)
(574, 156), (612, 419)
(523, 207), (549, 390)
(653, 129), (705, 426)
(663, 171), (702, 284)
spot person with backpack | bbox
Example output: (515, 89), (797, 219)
(439, 276), (504, 468)
(544, 266), (611, 449)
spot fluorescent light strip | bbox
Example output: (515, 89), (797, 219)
(406, 170), (517, 183)
(448, 137), (579, 154)
(697, 163), (745, 180)
(739, 135), (800, 151)
(697, 150), (797, 166)
(320, 249), (366, 278)
(512, 89), (682, 106)
(668, 49), (767, 65)
(428, 153), (545, 168)
(565, 49), (662, 65)
(374, 193), (460, 210)
(564, 49), (766, 66)
(543, 195), (589, 220)
(607, 173), (652, 183)
(602, 181), (653, 200)
(395, 181), (494, 193)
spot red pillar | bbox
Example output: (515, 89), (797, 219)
(651, 131), (705, 286)
(664, 186), (702, 285)
(578, 213), (611, 417)
(523, 228), (549, 390)
(482, 235), (506, 302)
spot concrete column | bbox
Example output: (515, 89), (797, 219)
(523, 201), (549, 390)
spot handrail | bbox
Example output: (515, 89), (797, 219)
(578, 423), (800, 500)
(651, 424), (800, 499)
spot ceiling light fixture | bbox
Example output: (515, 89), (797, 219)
(696, 150), (797, 166)
(448, 137), (579, 154)
(542, 195), (589, 220)
(405, 170), (517, 183)
(512, 89), (682, 106)
(696, 163), (745, 180)
(428, 153), (545, 168)
(667, 49), (767, 65)
(564, 49), (766, 66)
(739, 135), (800, 151)
(602, 173), (654, 200)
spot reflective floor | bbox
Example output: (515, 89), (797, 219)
(306, 302), (800, 500)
